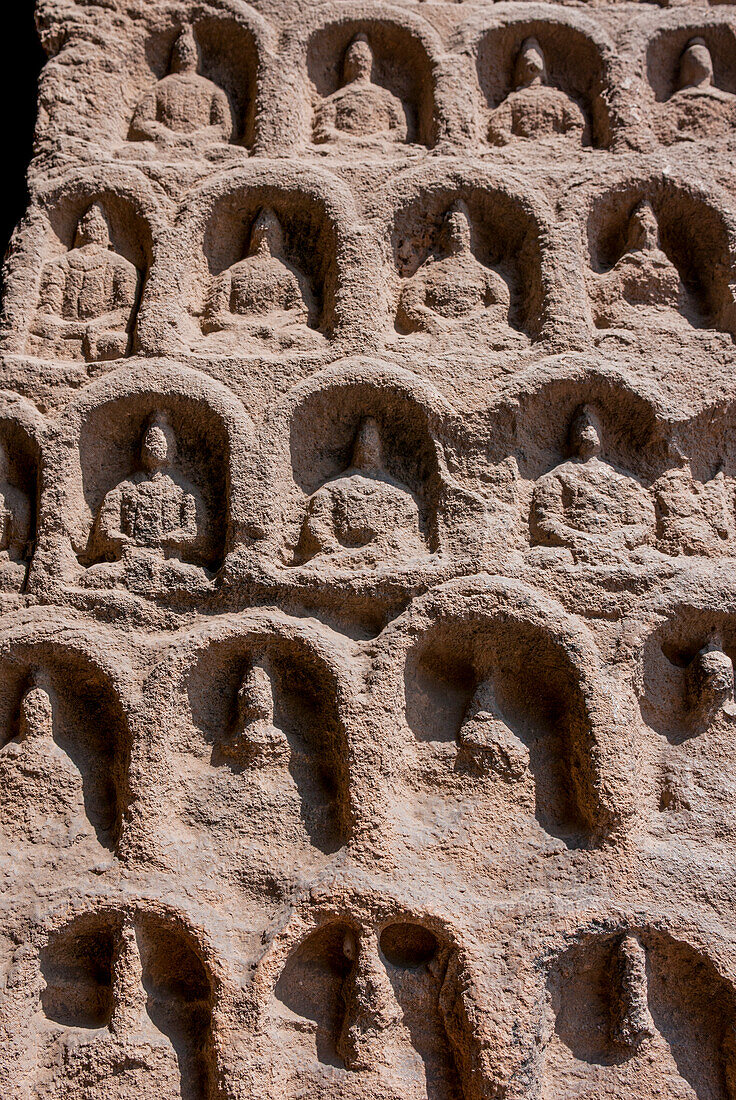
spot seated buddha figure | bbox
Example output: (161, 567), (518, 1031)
(457, 679), (529, 780)
(589, 199), (692, 332)
(684, 636), (736, 731)
(396, 201), (512, 335)
(313, 33), (409, 146)
(659, 37), (736, 144)
(29, 203), (141, 362)
(530, 404), (655, 563)
(202, 207), (317, 341)
(129, 27), (234, 146)
(296, 417), (425, 566)
(86, 412), (210, 588)
(0, 438), (31, 591)
(488, 37), (589, 146)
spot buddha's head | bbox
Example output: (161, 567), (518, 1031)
(440, 200), (473, 255)
(679, 37), (714, 91)
(569, 404), (603, 460)
(171, 27), (200, 75)
(248, 207), (285, 257)
(344, 33), (374, 84)
(515, 37), (547, 89)
(141, 412), (177, 472)
(626, 199), (661, 253)
(351, 417), (384, 473)
(75, 202), (112, 249)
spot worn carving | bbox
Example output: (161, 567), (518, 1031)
(488, 37), (589, 146)
(313, 33), (410, 146)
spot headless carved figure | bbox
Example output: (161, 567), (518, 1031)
(220, 656), (289, 764)
(297, 417), (425, 565)
(396, 201), (511, 335)
(0, 438), (31, 589)
(530, 404), (655, 562)
(314, 33), (409, 145)
(655, 455), (736, 557)
(457, 679), (529, 779)
(203, 208), (316, 337)
(88, 413), (209, 583)
(488, 37), (589, 146)
(31, 203), (140, 362)
(590, 200), (692, 331)
(129, 27), (233, 145)
(659, 37), (736, 144)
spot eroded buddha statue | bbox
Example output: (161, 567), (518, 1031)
(86, 412), (209, 587)
(220, 656), (290, 765)
(313, 33), (409, 146)
(30, 202), (141, 362)
(202, 207), (316, 339)
(530, 404), (655, 562)
(297, 417), (425, 565)
(589, 199), (691, 331)
(129, 27), (234, 146)
(659, 37), (736, 144)
(488, 37), (589, 146)
(396, 201), (511, 335)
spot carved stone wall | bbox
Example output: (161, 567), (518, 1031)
(3, 0), (736, 1098)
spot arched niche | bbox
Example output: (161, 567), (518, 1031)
(389, 181), (546, 339)
(476, 18), (613, 149)
(0, 635), (133, 852)
(286, 374), (447, 559)
(586, 180), (736, 337)
(57, 366), (254, 587)
(24, 184), (155, 363)
(131, 13), (266, 148)
(39, 905), (218, 1100)
(199, 183), (338, 336)
(511, 371), (667, 483)
(638, 603), (736, 743)
(647, 22), (736, 102)
(0, 397), (43, 594)
(184, 623), (351, 855)
(544, 927), (736, 1098)
(404, 602), (602, 846)
(306, 14), (439, 147)
(261, 902), (476, 1100)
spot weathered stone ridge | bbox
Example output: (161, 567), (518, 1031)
(3, 0), (736, 1098)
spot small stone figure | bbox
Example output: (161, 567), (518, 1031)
(313, 33), (409, 146)
(589, 200), (692, 331)
(203, 207), (317, 339)
(396, 201), (511, 335)
(337, 928), (404, 1070)
(488, 37), (589, 146)
(220, 656), (289, 765)
(30, 203), (141, 362)
(17, 676), (55, 745)
(0, 438), (31, 590)
(609, 934), (655, 1051)
(684, 637), (736, 729)
(109, 923), (147, 1038)
(457, 679), (529, 779)
(659, 37), (736, 144)
(655, 454), (736, 557)
(530, 404), (655, 562)
(87, 412), (209, 585)
(129, 27), (234, 145)
(297, 417), (425, 565)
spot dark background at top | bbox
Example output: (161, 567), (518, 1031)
(2, 4), (46, 286)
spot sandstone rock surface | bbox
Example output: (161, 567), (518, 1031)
(3, 0), (736, 1098)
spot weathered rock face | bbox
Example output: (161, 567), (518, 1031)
(3, 0), (736, 1097)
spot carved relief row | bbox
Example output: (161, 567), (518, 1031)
(43, 5), (736, 156)
(9, 899), (736, 1100)
(5, 368), (736, 598)
(5, 169), (735, 361)
(1, 585), (733, 863)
